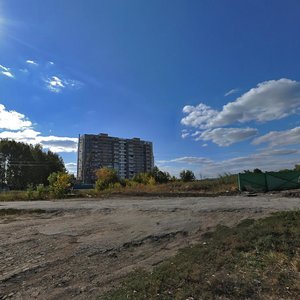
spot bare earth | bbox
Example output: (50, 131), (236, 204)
(1, 195), (300, 300)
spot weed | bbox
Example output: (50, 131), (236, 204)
(101, 210), (300, 300)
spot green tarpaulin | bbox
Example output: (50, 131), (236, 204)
(238, 171), (300, 192)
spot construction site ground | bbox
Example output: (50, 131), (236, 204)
(1, 195), (300, 299)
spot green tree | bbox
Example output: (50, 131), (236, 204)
(48, 172), (73, 198)
(150, 166), (171, 183)
(294, 165), (300, 171)
(180, 170), (196, 182)
(0, 140), (65, 189)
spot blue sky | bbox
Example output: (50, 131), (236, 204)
(1, 0), (300, 177)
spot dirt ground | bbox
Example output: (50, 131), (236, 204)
(1, 195), (300, 300)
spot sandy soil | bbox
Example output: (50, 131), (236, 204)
(0, 195), (300, 300)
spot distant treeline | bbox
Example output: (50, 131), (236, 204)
(0, 140), (65, 190)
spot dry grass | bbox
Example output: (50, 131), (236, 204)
(95, 175), (238, 197)
(0, 175), (238, 201)
(0, 191), (30, 201)
(101, 210), (300, 299)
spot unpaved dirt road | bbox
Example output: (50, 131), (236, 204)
(1, 195), (300, 300)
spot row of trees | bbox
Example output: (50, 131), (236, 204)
(95, 166), (196, 191)
(0, 140), (66, 190)
(0, 139), (197, 194)
(244, 165), (300, 174)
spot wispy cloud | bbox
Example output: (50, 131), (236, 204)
(1, 71), (14, 78)
(1, 60), (82, 93)
(253, 127), (300, 147)
(19, 68), (29, 73)
(26, 59), (38, 66)
(45, 76), (65, 93)
(224, 88), (239, 97)
(0, 64), (14, 78)
(194, 127), (258, 146)
(181, 129), (189, 139)
(158, 149), (300, 177)
(44, 75), (82, 93)
(158, 156), (214, 165)
(0, 64), (10, 71)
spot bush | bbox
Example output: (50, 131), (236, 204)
(36, 184), (48, 199)
(26, 184), (35, 199)
(132, 173), (155, 185)
(48, 172), (73, 198)
(95, 167), (120, 191)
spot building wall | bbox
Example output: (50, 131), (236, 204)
(77, 133), (154, 183)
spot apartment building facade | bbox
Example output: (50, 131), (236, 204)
(77, 133), (154, 183)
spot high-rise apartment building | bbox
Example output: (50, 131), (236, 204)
(77, 133), (154, 183)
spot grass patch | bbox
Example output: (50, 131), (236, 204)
(101, 210), (300, 299)
(0, 191), (31, 202)
(0, 190), (50, 201)
(0, 208), (47, 216)
(90, 175), (239, 198)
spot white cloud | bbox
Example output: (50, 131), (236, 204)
(2, 61), (82, 93)
(44, 75), (82, 93)
(0, 128), (39, 140)
(65, 162), (77, 174)
(0, 104), (32, 130)
(224, 88), (239, 97)
(159, 149), (300, 178)
(181, 103), (218, 128)
(0, 64), (14, 78)
(195, 127), (258, 146)
(181, 130), (189, 139)
(158, 156), (214, 165)
(0, 129), (78, 153)
(0, 64), (9, 71)
(181, 79), (300, 146)
(26, 60), (38, 66)
(37, 136), (78, 152)
(45, 76), (65, 93)
(0, 104), (77, 153)
(182, 79), (300, 130)
(253, 127), (300, 147)
(1, 71), (14, 78)
(259, 149), (299, 156)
